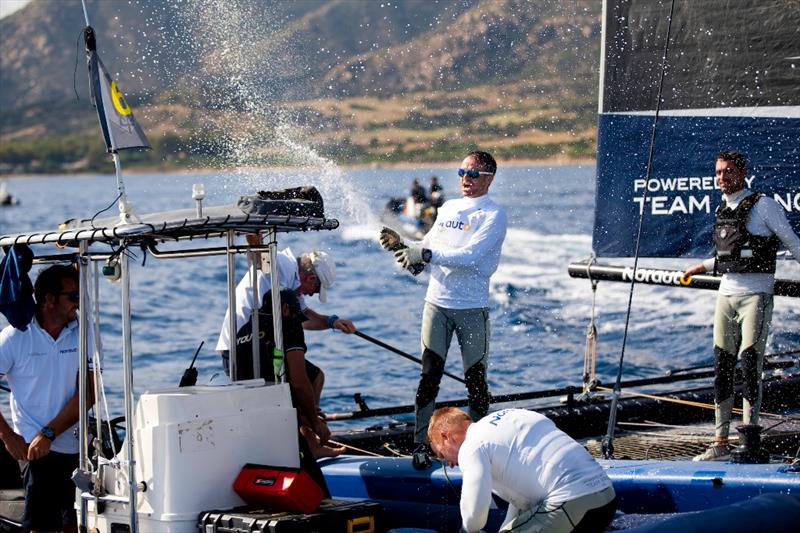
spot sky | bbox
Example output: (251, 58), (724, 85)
(0, 0), (31, 19)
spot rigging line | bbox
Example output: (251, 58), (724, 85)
(602, 0), (677, 460)
(583, 255), (599, 394)
(327, 439), (383, 457)
(73, 29), (83, 101)
(440, 462), (461, 499)
(595, 385), (797, 422)
(381, 443), (408, 457)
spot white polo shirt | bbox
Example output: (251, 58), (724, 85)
(0, 318), (97, 454)
(215, 248), (305, 351)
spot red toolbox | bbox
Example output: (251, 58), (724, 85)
(233, 464), (324, 514)
(197, 499), (384, 533)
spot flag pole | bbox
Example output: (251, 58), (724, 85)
(81, 0), (90, 26)
(79, 5), (140, 533)
(82, 0), (145, 225)
(113, 151), (136, 223)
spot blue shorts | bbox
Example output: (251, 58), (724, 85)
(21, 450), (79, 531)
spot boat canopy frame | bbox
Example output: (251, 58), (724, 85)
(0, 200), (339, 533)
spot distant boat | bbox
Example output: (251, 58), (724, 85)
(381, 179), (444, 240)
(0, 181), (19, 206)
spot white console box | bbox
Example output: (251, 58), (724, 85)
(104, 380), (300, 526)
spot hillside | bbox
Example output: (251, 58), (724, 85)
(0, 0), (601, 174)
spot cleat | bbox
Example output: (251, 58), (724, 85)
(412, 444), (433, 470)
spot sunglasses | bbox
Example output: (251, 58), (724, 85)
(458, 168), (493, 179)
(59, 291), (80, 302)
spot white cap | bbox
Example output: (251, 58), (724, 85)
(308, 251), (336, 303)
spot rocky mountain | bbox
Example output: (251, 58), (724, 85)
(1, 0), (599, 109)
(0, 0), (601, 172)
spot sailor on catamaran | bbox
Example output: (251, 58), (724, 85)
(381, 150), (507, 469)
(428, 407), (616, 533)
(684, 150), (800, 461)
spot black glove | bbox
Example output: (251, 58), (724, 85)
(379, 227), (404, 251)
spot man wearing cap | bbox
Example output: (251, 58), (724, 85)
(380, 150), (507, 469)
(216, 245), (357, 355)
(215, 243), (354, 452)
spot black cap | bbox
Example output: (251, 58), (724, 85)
(262, 288), (306, 321)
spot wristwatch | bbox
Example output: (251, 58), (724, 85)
(421, 248), (432, 263)
(40, 426), (56, 441)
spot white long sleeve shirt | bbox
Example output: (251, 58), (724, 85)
(421, 194), (507, 309)
(702, 189), (800, 296)
(215, 248), (306, 351)
(457, 409), (612, 533)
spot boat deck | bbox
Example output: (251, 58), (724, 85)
(582, 412), (800, 461)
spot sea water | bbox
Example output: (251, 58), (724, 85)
(1, 166), (799, 428)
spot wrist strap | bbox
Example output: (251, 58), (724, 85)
(327, 315), (340, 329)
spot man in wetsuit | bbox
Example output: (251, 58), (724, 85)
(428, 407), (616, 533)
(684, 150), (800, 461)
(380, 150), (507, 469)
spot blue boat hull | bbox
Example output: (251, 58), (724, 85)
(321, 456), (800, 531)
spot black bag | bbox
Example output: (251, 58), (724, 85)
(238, 186), (324, 218)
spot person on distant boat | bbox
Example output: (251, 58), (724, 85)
(380, 150), (507, 469)
(428, 407), (616, 533)
(683, 150), (800, 461)
(410, 178), (428, 205)
(0, 265), (100, 533)
(429, 175), (445, 208)
(226, 288), (344, 460)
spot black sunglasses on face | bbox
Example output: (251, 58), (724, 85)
(59, 291), (80, 302)
(458, 168), (493, 179)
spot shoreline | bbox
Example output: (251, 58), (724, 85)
(0, 156), (596, 180)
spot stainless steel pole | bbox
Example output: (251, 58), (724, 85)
(226, 231), (238, 380)
(78, 242), (89, 471)
(119, 250), (138, 532)
(267, 229), (283, 383)
(249, 250), (260, 379)
(92, 261), (104, 494)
